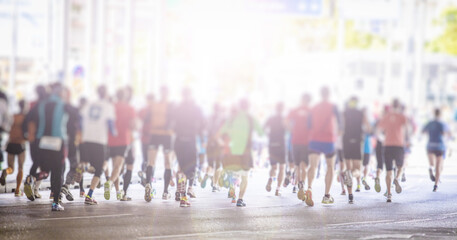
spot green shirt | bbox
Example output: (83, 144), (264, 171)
(220, 111), (263, 155)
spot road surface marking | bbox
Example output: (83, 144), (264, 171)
(138, 230), (250, 239)
(37, 213), (133, 221)
(391, 218), (432, 224)
(360, 234), (417, 240)
(328, 219), (393, 227)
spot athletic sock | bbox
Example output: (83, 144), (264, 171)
(164, 169), (171, 193)
(88, 189), (94, 198)
(123, 170), (132, 193)
(146, 166), (153, 184)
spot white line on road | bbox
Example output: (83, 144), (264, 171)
(327, 219), (393, 227)
(391, 218), (432, 224)
(37, 213), (133, 221)
(138, 230), (250, 239)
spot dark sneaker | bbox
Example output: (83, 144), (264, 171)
(236, 199), (246, 207)
(433, 185), (438, 192)
(0, 169), (7, 185)
(138, 171), (146, 187)
(52, 202), (64, 211)
(362, 177), (371, 190)
(265, 178), (272, 192)
(386, 194), (392, 203)
(85, 195), (98, 205)
(175, 192), (181, 201)
(348, 194), (354, 204)
(61, 185), (74, 201)
(429, 168), (435, 182)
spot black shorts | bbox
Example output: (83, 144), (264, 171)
(428, 149), (444, 158)
(124, 145), (134, 165)
(269, 144), (286, 165)
(384, 146), (404, 171)
(292, 145), (309, 165)
(174, 138), (197, 178)
(6, 143), (26, 155)
(80, 142), (106, 177)
(343, 137), (362, 160)
(109, 146), (128, 159)
(150, 135), (172, 152)
(207, 141), (222, 169)
(363, 153), (370, 166)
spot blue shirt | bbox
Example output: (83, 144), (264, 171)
(423, 120), (448, 151)
(363, 134), (371, 154)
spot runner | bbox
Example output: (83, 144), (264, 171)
(144, 86), (174, 202)
(341, 96), (370, 204)
(79, 85), (116, 205)
(219, 99), (263, 207)
(307, 87), (341, 206)
(264, 102), (287, 196)
(137, 93), (155, 186)
(170, 88), (204, 207)
(60, 87), (81, 202)
(106, 88), (136, 201)
(422, 108), (451, 192)
(0, 90), (8, 172)
(29, 83), (78, 211)
(201, 104), (225, 192)
(373, 106), (388, 193)
(0, 100), (28, 197)
(376, 99), (409, 202)
(287, 93), (311, 200)
(22, 85), (48, 201)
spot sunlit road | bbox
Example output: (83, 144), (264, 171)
(1, 168), (457, 240)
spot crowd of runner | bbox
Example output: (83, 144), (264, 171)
(0, 84), (452, 211)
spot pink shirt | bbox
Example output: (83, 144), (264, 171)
(309, 101), (339, 143)
(288, 106), (310, 145)
(378, 112), (407, 147)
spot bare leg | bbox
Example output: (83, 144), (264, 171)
(239, 175), (248, 199)
(277, 164), (285, 189)
(386, 170), (393, 195)
(307, 154), (320, 189)
(324, 156), (335, 195)
(435, 156), (443, 186)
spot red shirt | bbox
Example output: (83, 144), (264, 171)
(108, 102), (136, 146)
(309, 101), (338, 143)
(378, 112), (407, 147)
(138, 107), (149, 143)
(287, 106), (310, 145)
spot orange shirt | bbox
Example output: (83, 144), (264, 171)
(148, 101), (171, 136)
(378, 112), (407, 147)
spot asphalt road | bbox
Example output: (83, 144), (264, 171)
(1, 168), (457, 240)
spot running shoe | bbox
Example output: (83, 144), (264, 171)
(80, 191), (85, 198)
(14, 190), (23, 197)
(201, 174), (209, 189)
(429, 168), (435, 182)
(144, 183), (153, 202)
(162, 192), (171, 200)
(401, 173), (406, 182)
(52, 202), (64, 211)
(212, 186), (220, 192)
(175, 192), (181, 201)
(348, 194), (354, 204)
(0, 169), (7, 185)
(24, 175), (35, 201)
(355, 185), (361, 192)
(362, 177), (371, 190)
(305, 189), (314, 206)
(236, 199), (246, 207)
(343, 170), (352, 188)
(393, 179), (402, 194)
(433, 185), (438, 192)
(374, 177), (381, 193)
(292, 186), (297, 194)
(180, 196), (191, 207)
(85, 195), (98, 205)
(231, 197), (236, 204)
(228, 187), (236, 199)
(169, 179), (175, 187)
(104, 180), (111, 200)
(120, 193), (132, 201)
(187, 188), (196, 198)
(265, 178), (272, 192)
(386, 194), (392, 203)
(322, 195), (335, 204)
(275, 189), (281, 197)
(117, 190), (124, 200)
(61, 185), (74, 201)
(283, 172), (290, 187)
(341, 190), (346, 196)
(297, 183), (305, 200)
(74, 165), (83, 183)
(138, 171), (146, 187)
